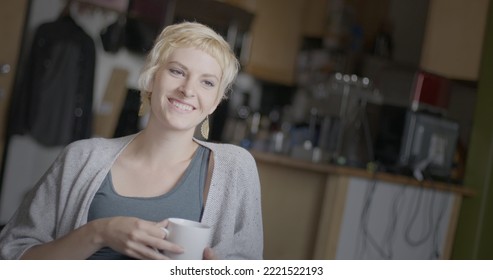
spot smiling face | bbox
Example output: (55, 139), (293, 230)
(148, 47), (223, 135)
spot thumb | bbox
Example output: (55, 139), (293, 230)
(203, 247), (217, 260)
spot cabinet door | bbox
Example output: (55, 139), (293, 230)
(228, 0), (305, 86)
(0, 0), (29, 171)
(420, 0), (489, 81)
(301, 0), (329, 38)
(335, 177), (459, 260)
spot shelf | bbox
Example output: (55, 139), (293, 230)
(251, 150), (476, 197)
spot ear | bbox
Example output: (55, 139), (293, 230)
(146, 77), (154, 93)
(146, 68), (160, 93)
(208, 103), (220, 115)
(208, 92), (224, 115)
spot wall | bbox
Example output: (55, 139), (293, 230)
(452, 1), (493, 260)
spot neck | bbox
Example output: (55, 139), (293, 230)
(128, 121), (199, 167)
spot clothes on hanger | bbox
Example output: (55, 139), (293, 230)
(9, 14), (96, 146)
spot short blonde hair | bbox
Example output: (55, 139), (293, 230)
(138, 21), (240, 101)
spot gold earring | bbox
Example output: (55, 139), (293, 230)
(201, 116), (209, 140)
(138, 103), (145, 117)
(138, 91), (151, 117)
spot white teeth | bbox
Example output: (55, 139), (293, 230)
(171, 100), (193, 111)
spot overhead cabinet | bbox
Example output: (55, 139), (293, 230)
(420, 0), (489, 81)
(226, 0), (305, 85)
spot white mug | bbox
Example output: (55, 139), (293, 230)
(161, 218), (211, 260)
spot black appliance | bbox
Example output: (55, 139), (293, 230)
(373, 104), (408, 169)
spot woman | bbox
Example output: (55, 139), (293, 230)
(0, 21), (263, 260)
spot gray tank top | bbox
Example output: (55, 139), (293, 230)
(87, 145), (210, 260)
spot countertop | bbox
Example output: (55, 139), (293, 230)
(251, 151), (476, 197)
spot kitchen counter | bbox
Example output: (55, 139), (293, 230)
(251, 150), (474, 259)
(251, 151), (475, 197)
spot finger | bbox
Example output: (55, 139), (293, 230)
(160, 227), (168, 239)
(130, 230), (182, 255)
(146, 224), (168, 239)
(122, 226), (176, 255)
(203, 247), (217, 260)
(152, 238), (184, 254)
(127, 224), (182, 255)
(146, 248), (169, 260)
(128, 242), (169, 260)
(147, 219), (171, 239)
(156, 219), (169, 228)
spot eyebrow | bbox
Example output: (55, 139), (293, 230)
(167, 61), (220, 81)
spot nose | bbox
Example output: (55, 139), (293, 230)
(179, 79), (195, 97)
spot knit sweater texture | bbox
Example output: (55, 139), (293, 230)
(0, 134), (263, 260)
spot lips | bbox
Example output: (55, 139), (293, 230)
(169, 98), (195, 112)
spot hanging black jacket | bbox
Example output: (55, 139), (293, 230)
(9, 15), (95, 146)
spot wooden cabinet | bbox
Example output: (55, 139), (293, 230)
(301, 0), (329, 38)
(420, 0), (489, 81)
(0, 1), (29, 173)
(226, 0), (305, 86)
(253, 151), (474, 259)
(224, 0), (394, 85)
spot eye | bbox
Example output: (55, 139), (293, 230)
(169, 68), (184, 77)
(202, 80), (216, 88)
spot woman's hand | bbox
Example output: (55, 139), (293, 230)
(94, 217), (183, 260)
(203, 247), (217, 260)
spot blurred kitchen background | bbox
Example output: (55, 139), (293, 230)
(0, 0), (492, 260)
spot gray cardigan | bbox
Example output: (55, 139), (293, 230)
(0, 134), (263, 260)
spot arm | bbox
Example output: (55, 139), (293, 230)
(231, 152), (264, 259)
(20, 219), (104, 259)
(0, 141), (181, 260)
(20, 217), (182, 260)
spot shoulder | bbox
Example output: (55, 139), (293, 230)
(60, 135), (134, 161)
(199, 141), (256, 165)
(198, 141), (260, 182)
